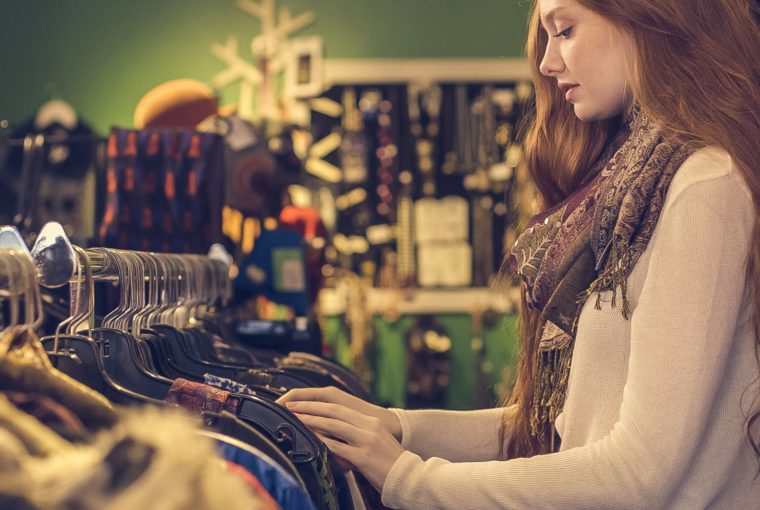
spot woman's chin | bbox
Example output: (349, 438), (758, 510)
(572, 104), (620, 123)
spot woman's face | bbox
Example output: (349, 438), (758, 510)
(538, 0), (635, 121)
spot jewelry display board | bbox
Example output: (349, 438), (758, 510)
(303, 76), (537, 299)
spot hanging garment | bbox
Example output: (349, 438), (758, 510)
(0, 394), (71, 458)
(223, 461), (281, 510)
(279, 205), (327, 304)
(201, 410), (306, 488)
(234, 228), (310, 316)
(372, 316), (415, 408)
(0, 329), (117, 430)
(165, 378), (242, 414)
(1, 110), (99, 241)
(98, 128), (225, 253)
(203, 373), (259, 397)
(212, 432), (316, 510)
(0, 404), (267, 510)
(1, 391), (88, 444)
(165, 379), (342, 510)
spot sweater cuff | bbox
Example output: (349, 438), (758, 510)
(388, 408), (412, 448)
(381, 450), (427, 509)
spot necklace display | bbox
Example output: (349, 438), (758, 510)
(339, 87), (369, 185)
(375, 97), (398, 221)
(307, 81), (533, 294)
(407, 83), (441, 197)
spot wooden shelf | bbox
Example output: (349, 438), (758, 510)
(323, 58), (530, 85)
(319, 286), (520, 316)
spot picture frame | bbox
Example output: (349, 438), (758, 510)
(285, 36), (324, 98)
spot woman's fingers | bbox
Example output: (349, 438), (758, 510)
(276, 386), (351, 406)
(276, 387), (403, 440)
(286, 400), (375, 429)
(314, 432), (358, 470)
(290, 402), (405, 492)
(293, 412), (364, 445)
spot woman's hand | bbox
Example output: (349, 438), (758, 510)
(283, 399), (405, 491)
(276, 386), (402, 441)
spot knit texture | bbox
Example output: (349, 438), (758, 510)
(383, 147), (760, 509)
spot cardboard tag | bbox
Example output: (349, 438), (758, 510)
(272, 248), (306, 292)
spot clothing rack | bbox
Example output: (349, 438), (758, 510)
(82, 247), (230, 283)
(1, 225), (374, 510)
(0, 133), (108, 147)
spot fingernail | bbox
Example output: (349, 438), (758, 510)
(285, 402), (296, 408)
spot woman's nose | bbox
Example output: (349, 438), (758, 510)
(539, 41), (564, 77)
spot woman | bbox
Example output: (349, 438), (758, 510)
(279, 0), (760, 507)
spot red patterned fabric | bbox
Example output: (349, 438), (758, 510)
(164, 378), (241, 414)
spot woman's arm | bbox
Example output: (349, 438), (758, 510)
(278, 388), (513, 463)
(381, 161), (756, 509)
(389, 405), (515, 462)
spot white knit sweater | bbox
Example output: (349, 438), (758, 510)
(383, 147), (760, 509)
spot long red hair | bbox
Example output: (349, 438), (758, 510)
(504, 0), (760, 460)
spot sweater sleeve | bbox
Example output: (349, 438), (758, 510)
(389, 406), (515, 462)
(382, 162), (755, 509)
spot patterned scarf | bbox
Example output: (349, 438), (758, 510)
(508, 105), (696, 449)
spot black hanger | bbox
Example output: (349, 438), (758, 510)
(137, 327), (195, 380)
(41, 334), (163, 406)
(201, 410), (305, 487)
(185, 325), (265, 367)
(148, 324), (242, 379)
(89, 328), (173, 400)
(176, 326), (258, 370)
(148, 324), (327, 393)
(233, 366), (317, 391)
(279, 352), (372, 400)
(230, 393), (341, 510)
(273, 363), (356, 392)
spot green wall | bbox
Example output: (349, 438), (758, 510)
(0, 0), (531, 134)
(325, 313), (519, 410)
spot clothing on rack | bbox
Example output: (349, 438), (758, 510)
(0, 235), (381, 509)
(0, 110), (103, 243)
(98, 127), (225, 253)
(233, 227), (310, 317)
(0, 401), (268, 510)
(210, 430), (317, 510)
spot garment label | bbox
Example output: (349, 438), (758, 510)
(273, 248), (306, 292)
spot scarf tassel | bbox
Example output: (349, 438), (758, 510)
(584, 242), (633, 319)
(530, 339), (575, 451)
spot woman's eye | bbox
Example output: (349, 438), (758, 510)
(553, 27), (573, 38)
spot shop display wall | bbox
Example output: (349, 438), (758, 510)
(1, 0), (535, 411)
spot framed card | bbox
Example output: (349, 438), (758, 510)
(286, 36), (324, 98)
